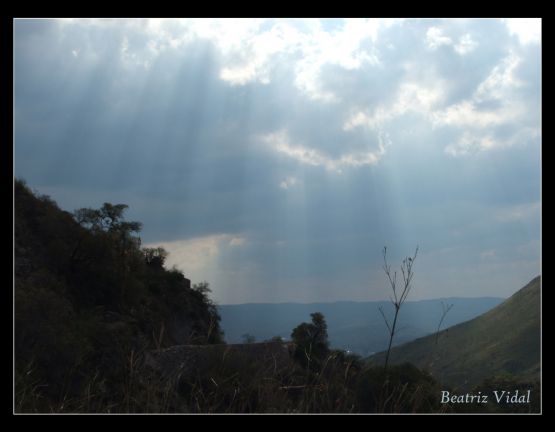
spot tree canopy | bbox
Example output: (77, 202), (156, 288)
(291, 312), (330, 370)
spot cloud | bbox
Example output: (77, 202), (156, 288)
(218, 21), (299, 85)
(292, 19), (383, 101)
(432, 101), (515, 129)
(426, 27), (452, 50)
(344, 82), (444, 131)
(261, 130), (388, 173)
(474, 51), (523, 101)
(504, 18), (541, 45)
(436, 50), (539, 155)
(14, 18), (540, 302)
(444, 127), (540, 157)
(83, 18), (386, 102)
(263, 130), (335, 170)
(337, 55), (533, 157)
(204, 18), (388, 101)
(145, 233), (247, 274)
(427, 27), (477, 56)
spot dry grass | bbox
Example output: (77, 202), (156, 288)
(16, 344), (451, 413)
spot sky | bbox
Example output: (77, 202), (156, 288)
(14, 18), (541, 304)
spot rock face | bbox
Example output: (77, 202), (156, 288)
(145, 341), (295, 384)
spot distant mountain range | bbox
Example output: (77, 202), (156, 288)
(218, 296), (504, 357)
(368, 276), (541, 389)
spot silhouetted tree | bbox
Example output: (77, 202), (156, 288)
(291, 312), (329, 370)
(191, 282), (224, 344)
(74, 203), (141, 234)
(143, 247), (168, 269)
(72, 203), (144, 308)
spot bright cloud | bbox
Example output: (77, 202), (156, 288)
(145, 233), (247, 274)
(475, 52), (522, 101)
(426, 27), (452, 49)
(436, 51), (537, 155)
(446, 127), (540, 156)
(504, 18), (541, 45)
(340, 46), (534, 157)
(60, 18), (387, 101)
(433, 101), (515, 129)
(219, 21), (301, 85)
(262, 130), (387, 173)
(427, 26), (477, 56)
(344, 82), (444, 131)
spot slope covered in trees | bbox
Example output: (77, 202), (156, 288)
(14, 179), (223, 412)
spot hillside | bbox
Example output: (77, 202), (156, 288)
(14, 179), (224, 412)
(218, 297), (504, 356)
(368, 276), (541, 389)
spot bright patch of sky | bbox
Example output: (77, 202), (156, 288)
(14, 18), (541, 303)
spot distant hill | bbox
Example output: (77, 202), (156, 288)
(218, 297), (504, 356)
(368, 276), (541, 389)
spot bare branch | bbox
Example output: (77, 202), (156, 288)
(398, 246), (419, 306)
(380, 245), (419, 370)
(378, 306), (392, 333)
(435, 301), (454, 345)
